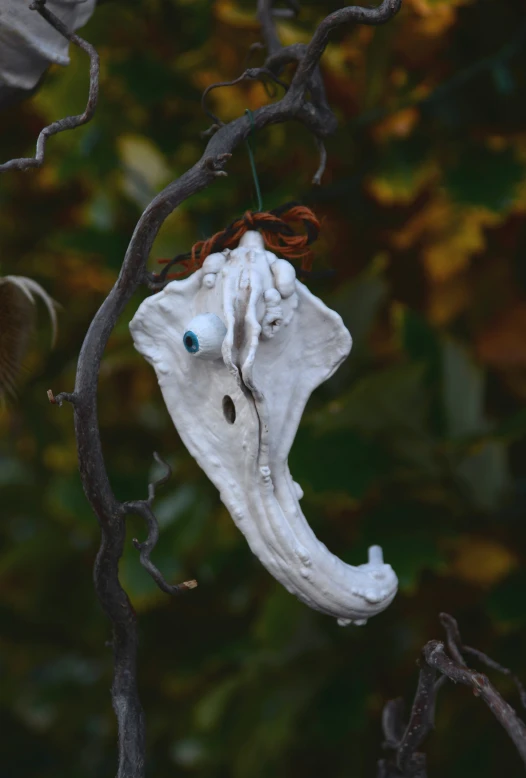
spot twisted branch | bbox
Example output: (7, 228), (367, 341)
(379, 613), (526, 776)
(440, 612), (526, 707)
(126, 453), (198, 596)
(0, 0), (99, 172)
(425, 641), (526, 765)
(201, 67), (288, 125)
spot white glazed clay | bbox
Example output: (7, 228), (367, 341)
(130, 231), (398, 624)
(0, 0), (96, 98)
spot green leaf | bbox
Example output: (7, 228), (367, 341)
(488, 571), (526, 628)
(310, 363), (428, 437)
(290, 427), (386, 498)
(445, 146), (524, 212)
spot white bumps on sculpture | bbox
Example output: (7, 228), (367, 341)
(130, 231), (398, 624)
(0, 0), (96, 96)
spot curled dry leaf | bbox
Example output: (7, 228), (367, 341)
(0, 275), (59, 396)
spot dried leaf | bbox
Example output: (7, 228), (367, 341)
(390, 197), (501, 282)
(0, 281), (34, 396)
(0, 275), (59, 396)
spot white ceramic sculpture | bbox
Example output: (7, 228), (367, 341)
(0, 0), (96, 102)
(130, 231), (398, 624)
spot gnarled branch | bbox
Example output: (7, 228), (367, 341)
(125, 453), (198, 596)
(379, 613), (526, 776)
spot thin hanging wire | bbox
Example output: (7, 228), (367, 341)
(244, 108), (263, 212)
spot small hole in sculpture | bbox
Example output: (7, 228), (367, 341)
(222, 395), (236, 424)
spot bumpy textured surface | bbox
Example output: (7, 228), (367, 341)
(0, 0), (96, 101)
(130, 231), (398, 623)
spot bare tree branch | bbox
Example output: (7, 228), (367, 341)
(312, 137), (327, 186)
(201, 67), (288, 125)
(395, 661), (438, 774)
(439, 612), (468, 666)
(257, 0), (338, 182)
(379, 614), (526, 776)
(0, 0), (99, 172)
(125, 453), (198, 596)
(128, 499), (198, 596)
(424, 641), (526, 766)
(47, 388), (76, 406)
(257, 0), (282, 56)
(289, 0), (402, 95)
(440, 612), (526, 707)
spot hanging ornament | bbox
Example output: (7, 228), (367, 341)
(130, 210), (398, 625)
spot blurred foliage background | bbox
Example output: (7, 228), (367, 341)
(1, 0), (526, 775)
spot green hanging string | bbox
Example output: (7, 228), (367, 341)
(244, 108), (263, 213)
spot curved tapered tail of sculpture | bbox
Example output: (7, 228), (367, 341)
(219, 416), (398, 625)
(268, 467), (397, 623)
(235, 321), (398, 624)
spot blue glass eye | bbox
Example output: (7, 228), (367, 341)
(183, 314), (226, 360)
(183, 330), (199, 353)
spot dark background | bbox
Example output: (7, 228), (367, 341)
(1, 0), (526, 775)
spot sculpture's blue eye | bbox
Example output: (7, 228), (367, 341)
(183, 330), (199, 353)
(183, 313), (226, 360)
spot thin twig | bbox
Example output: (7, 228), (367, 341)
(0, 0), (99, 173)
(124, 453), (197, 595)
(440, 612), (526, 708)
(380, 671), (445, 777)
(312, 138), (327, 185)
(201, 67), (288, 125)
(396, 661), (438, 774)
(257, 2), (340, 180)
(257, 0), (282, 55)
(47, 389), (76, 406)
(439, 612), (467, 667)
(425, 641), (526, 766)
(288, 0), (402, 96)
(462, 647), (526, 709)
(379, 615), (526, 776)
(147, 452), (172, 504)
(127, 498), (198, 596)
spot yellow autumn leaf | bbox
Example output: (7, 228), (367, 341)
(389, 196), (502, 282)
(404, 0), (473, 37)
(366, 159), (435, 206)
(372, 107), (420, 143)
(423, 207), (500, 282)
(214, 0), (258, 29)
(450, 536), (517, 588)
(275, 21), (310, 47)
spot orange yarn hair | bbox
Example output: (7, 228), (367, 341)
(157, 202), (320, 281)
